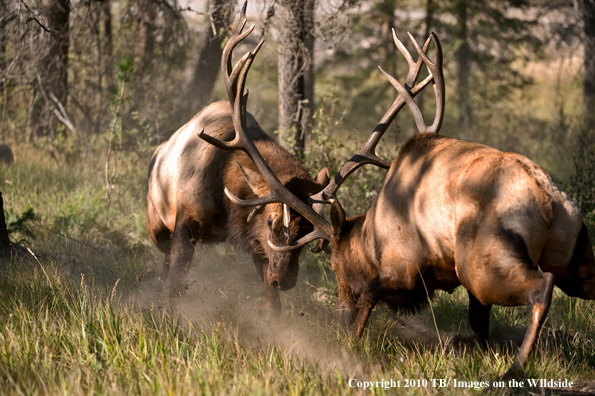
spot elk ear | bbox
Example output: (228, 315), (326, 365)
(236, 162), (269, 197)
(329, 199), (347, 236)
(315, 167), (331, 187)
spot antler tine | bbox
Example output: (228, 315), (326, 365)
(381, 32), (444, 134)
(222, 1), (249, 74)
(268, 229), (331, 252)
(221, 1), (252, 105)
(395, 30), (432, 87)
(222, 25), (251, 81)
(199, 37), (264, 151)
(406, 31), (444, 133)
(308, 33), (435, 219)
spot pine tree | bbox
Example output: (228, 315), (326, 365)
(437, 0), (541, 134)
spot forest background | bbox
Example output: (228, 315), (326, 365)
(1, 0), (595, 394)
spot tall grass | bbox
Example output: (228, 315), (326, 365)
(0, 258), (347, 395)
(2, 251), (594, 395)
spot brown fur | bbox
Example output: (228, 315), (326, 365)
(146, 101), (327, 309)
(330, 132), (595, 378)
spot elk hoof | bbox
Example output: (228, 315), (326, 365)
(259, 304), (280, 322)
(168, 281), (189, 298)
(501, 364), (523, 383)
(333, 308), (354, 328)
(349, 323), (366, 340)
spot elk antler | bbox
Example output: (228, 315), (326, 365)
(379, 31), (444, 134)
(304, 30), (443, 252)
(312, 31), (440, 204)
(198, 1), (333, 246)
(268, 30), (444, 253)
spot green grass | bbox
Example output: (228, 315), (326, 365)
(0, 143), (594, 395)
(1, 252), (594, 395)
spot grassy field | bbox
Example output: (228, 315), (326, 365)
(1, 141), (595, 396)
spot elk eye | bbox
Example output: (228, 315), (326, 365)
(267, 216), (273, 228)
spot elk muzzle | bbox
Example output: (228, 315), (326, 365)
(266, 250), (299, 291)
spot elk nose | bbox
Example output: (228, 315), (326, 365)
(269, 276), (281, 289)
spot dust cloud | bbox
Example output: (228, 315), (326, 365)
(122, 243), (521, 378)
(124, 243), (369, 377)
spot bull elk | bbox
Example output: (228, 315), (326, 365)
(200, 27), (595, 378)
(146, 3), (329, 310)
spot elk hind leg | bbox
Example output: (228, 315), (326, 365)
(467, 266), (555, 379)
(458, 239), (554, 379)
(570, 222), (595, 300)
(502, 271), (554, 380)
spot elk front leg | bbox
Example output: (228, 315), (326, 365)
(468, 290), (491, 348)
(351, 276), (384, 338)
(334, 279), (358, 327)
(146, 198), (173, 281)
(160, 252), (171, 280)
(168, 220), (196, 297)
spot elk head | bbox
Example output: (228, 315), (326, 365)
(233, 160), (329, 291)
(198, 2), (329, 293)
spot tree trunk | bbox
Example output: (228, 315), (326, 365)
(185, 0), (234, 118)
(102, 0), (114, 89)
(0, 191), (11, 258)
(455, 0), (471, 134)
(29, 0), (70, 143)
(134, 0), (157, 75)
(584, 0), (595, 133)
(303, 0), (315, 140)
(277, 0), (315, 159)
(378, 0), (396, 76)
(91, 2), (102, 134)
(0, 0), (11, 95)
